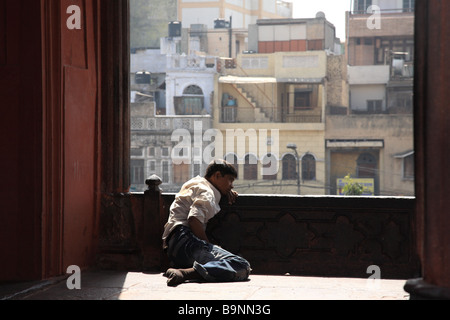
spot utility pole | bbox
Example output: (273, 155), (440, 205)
(229, 16), (233, 58)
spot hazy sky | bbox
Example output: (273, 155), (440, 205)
(288, 0), (351, 40)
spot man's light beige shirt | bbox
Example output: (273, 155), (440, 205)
(162, 176), (222, 245)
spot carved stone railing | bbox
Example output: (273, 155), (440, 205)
(97, 175), (169, 271)
(203, 195), (419, 279)
(97, 176), (420, 279)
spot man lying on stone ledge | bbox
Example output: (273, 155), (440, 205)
(162, 160), (251, 287)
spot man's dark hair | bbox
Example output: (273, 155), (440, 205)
(205, 159), (238, 179)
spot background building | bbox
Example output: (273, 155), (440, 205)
(213, 16), (346, 195)
(346, 0), (414, 115)
(324, 0), (415, 196)
(129, 0), (414, 197)
(178, 0), (293, 30)
(248, 13), (343, 54)
(130, 34), (217, 192)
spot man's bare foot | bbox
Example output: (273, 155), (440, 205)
(163, 268), (201, 287)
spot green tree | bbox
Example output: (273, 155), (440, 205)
(130, 0), (177, 49)
(343, 174), (364, 196)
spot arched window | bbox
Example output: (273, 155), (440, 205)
(175, 85), (204, 115)
(357, 153), (377, 178)
(225, 153), (239, 179)
(183, 85), (203, 95)
(282, 154), (297, 180)
(244, 154), (258, 180)
(302, 154), (316, 181)
(262, 153), (277, 180)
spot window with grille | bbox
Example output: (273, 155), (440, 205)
(354, 0), (372, 13)
(403, 0), (415, 12)
(294, 90), (311, 110)
(130, 159), (145, 184)
(225, 154), (239, 179)
(282, 154), (297, 180)
(357, 153), (377, 178)
(244, 155), (258, 180)
(262, 153), (277, 180)
(162, 161), (170, 183)
(302, 154), (316, 181)
(175, 85), (205, 115)
(367, 100), (383, 113)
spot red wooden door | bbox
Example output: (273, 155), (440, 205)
(60, 0), (100, 270)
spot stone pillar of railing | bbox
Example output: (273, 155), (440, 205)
(142, 175), (168, 271)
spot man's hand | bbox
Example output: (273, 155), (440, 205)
(227, 190), (238, 205)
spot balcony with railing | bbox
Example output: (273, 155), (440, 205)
(219, 79), (324, 124)
(220, 105), (323, 124)
(131, 113), (212, 133)
(166, 54), (218, 73)
(350, 7), (415, 15)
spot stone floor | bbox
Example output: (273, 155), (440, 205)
(1, 270), (410, 301)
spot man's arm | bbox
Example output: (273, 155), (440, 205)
(188, 216), (209, 243)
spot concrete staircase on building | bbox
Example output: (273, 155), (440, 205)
(233, 84), (272, 122)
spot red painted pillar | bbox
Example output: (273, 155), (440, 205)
(404, 0), (450, 299)
(0, 0), (43, 282)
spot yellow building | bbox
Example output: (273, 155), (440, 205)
(212, 49), (347, 195)
(207, 15), (347, 196)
